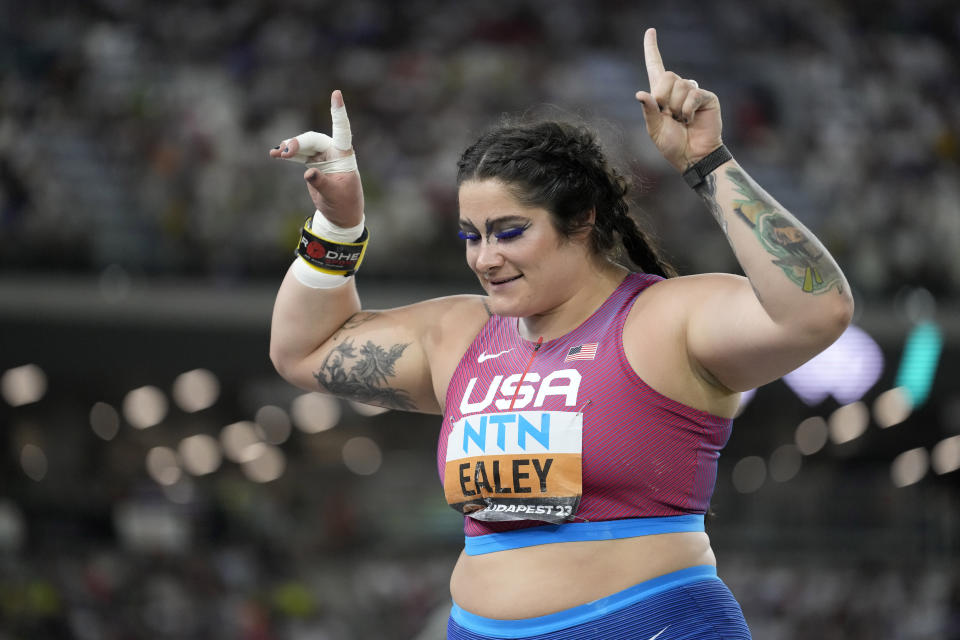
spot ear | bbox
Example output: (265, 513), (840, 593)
(573, 208), (597, 242)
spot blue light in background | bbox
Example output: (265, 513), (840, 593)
(895, 321), (942, 408)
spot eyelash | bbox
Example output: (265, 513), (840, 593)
(457, 225), (529, 243)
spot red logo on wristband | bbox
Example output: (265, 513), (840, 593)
(306, 241), (325, 259)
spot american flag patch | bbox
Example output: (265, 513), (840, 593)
(564, 343), (598, 362)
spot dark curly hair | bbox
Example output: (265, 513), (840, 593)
(456, 120), (677, 278)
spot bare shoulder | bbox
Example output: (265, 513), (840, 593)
(367, 293), (490, 342)
(640, 272), (749, 304)
(624, 273), (746, 416)
(416, 294), (493, 407)
(626, 273), (749, 328)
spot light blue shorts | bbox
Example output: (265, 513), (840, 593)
(447, 565), (751, 639)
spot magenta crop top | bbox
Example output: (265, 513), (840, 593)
(437, 273), (735, 554)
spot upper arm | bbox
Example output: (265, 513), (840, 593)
(680, 274), (851, 392)
(275, 295), (488, 415)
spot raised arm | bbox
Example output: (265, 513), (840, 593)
(268, 91), (486, 413)
(635, 29), (854, 392)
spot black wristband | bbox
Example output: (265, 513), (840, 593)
(682, 145), (732, 188)
(296, 219), (369, 276)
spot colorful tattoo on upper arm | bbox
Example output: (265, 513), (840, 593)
(726, 168), (843, 295)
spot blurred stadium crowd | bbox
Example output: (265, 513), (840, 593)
(1, 0), (959, 638)
(2, 548), (959, 639)
(1, 0), (958, 297)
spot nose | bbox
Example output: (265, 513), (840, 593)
(473, 237), (504, 273)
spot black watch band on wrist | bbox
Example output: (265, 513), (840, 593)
(682, 145), (732, 188)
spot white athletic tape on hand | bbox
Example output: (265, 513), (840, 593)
(282, 130), (358, 173)
(330, 103), (352, 151)
(305, 155), (358, 173)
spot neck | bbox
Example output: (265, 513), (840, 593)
(518, 261), (629, 342)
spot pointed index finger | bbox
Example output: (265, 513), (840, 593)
(330, 89), (353, 151)
(643, 28), (665, 88)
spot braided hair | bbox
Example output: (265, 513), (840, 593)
(456, 120), (677, 278)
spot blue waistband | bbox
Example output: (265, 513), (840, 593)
(450, 565), (719, 638)
(464, 514), (705, 555)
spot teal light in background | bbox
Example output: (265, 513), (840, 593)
(894, 321), (943, 408)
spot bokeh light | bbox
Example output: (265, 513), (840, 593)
(795, 417), (829, 455)
(873, 387), (912, 428)
(255, 405), (292, 444)
(0, 500), (26, 552)
(123, 386), (168, 429)
(931, 436), (960, 475)
(769, 444), (802, 482)
(242, 445), (286, 483)
(178, 434), (222, 476)
(890, 448), (928, 488)
(220, 421), (262, 463)
(163, 476), (196, 504)
(828, 402), (869, 445)
(895, 321), (942, 408)
(2, 364), (48, 407)
(146, 447), (181, 486)
(291, 393), (341, 433)
(20, 444), (48, 482)
(172, 368), (220, 413)
(731, 456), (766, 494)
(781, 326), (883, 406)
(89, 402), (121, 441)
(342, 437), (383, 476)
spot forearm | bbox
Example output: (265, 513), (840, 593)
(695, 158), (853, 327)
(269, 266), (361, 381)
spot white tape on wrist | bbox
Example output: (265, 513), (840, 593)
(291, 211), (366, 289)
(309, 210), (365, 242)
(292, 257), (353, 289)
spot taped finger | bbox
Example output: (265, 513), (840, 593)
(331, 102), (352, 151)
(294, 131), (334, 159)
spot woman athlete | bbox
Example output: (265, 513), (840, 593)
(269, 29), (852, 639)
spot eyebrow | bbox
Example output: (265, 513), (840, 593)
(458, 215), (531, 234)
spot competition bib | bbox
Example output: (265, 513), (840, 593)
(444, 410), (582, 523)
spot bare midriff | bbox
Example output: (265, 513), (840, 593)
(449, 531), (716, 619)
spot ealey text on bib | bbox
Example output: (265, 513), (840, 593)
(444, 409), (583, 523)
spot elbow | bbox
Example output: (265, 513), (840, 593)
(269, 343), (296, 383)
(834, 286), (856, 332)
(814, 290), (855, 347)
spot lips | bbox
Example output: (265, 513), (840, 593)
(489, 274), (522, 285)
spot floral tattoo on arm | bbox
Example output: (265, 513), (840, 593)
(316, 312), (417, 411)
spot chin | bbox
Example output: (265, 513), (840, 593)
(484, 294), (539, 319)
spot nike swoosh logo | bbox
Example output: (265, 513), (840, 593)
(647, 627), (669, 640)
(477, 349), (513, 363)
